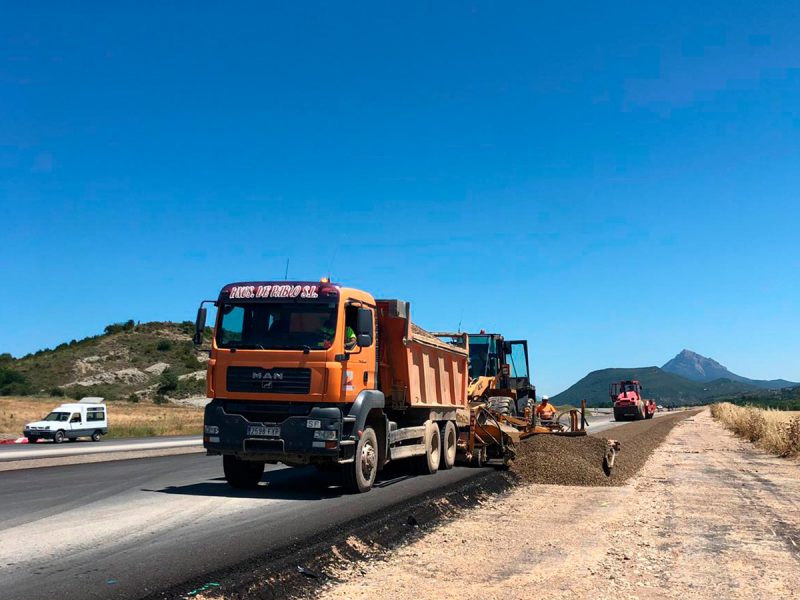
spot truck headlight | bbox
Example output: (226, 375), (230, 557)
(204, 425), (219, 435)
(313, 430), (338, 441)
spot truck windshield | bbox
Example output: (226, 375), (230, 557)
(217, 302), (338, 350)
(44, 412), (69, 422)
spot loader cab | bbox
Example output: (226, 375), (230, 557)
(467, 332), (533, 402)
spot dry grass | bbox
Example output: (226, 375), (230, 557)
(0, 396), (203, 439)
(710, 403), (800, 457)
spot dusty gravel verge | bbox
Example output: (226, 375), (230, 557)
(315, 410), (800, 600)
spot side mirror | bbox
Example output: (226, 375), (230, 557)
(503, 341), (513, 355)
(356, 308), (374, 347)
(194, 307), (207, 346)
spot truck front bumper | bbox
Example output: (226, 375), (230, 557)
(203, 399), (351, 463)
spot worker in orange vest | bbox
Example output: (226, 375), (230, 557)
(536, 396), (557, 422)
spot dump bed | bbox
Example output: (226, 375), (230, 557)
(377, 300), (469, 410)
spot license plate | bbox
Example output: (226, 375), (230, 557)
(247, 425), (280, 437)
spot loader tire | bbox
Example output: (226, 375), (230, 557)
(343, 427), (378, 493)
(416, 421), (441, 475)
(488, 396), (516, 417)
(613, 409), (624, 422)
(440, 421), (457, 470)
(223, 455), (264, 489)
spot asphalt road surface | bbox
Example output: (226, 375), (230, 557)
(0, 415), (655, 600)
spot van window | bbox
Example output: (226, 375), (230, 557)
(87, 409), (105, 422)
(70, 413), (81, 423)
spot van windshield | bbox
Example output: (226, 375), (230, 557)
(217, 301), (338, 350)
(44, 412), (70, 422)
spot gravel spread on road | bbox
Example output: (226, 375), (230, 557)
(511, 410), (699, 486)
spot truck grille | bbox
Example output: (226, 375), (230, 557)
(226, 367), (311, 395)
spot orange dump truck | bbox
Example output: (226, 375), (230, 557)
(194, 280), (468, 493)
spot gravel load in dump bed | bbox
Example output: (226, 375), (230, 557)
(409, 323), (467, 354)
(511, 410), (699, 486)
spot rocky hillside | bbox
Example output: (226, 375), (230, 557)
(662, 349), (797, 390)
(0, 321), (210, 402)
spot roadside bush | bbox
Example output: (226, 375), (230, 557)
(156, 339), (172, 352)
(49, 388), (65, 397)
(128, 393), (140, 403)
(157, 370), (178, 394)
(153, 395), (169, 405)
(711, 402), (800, 457)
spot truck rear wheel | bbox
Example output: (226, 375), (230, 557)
(343, 427), (378, 493)
(440, 421), (457, 470)
(416, 421), (441, 475)
(91, 431), (102, 442)
(223, 455), (264, 489)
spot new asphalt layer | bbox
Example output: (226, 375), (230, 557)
(0, 413), (665, 600)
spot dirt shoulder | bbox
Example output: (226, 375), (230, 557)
(316, 410), (800, 600)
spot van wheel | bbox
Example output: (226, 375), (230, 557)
(440, 421), (457, 470)
(54, 430), (65, 444)
(223, 455), (264, 489)
(416, 421), (441, 475)
(27, 436), (38, 444)
(91, 431), (102, 442)
(342, 427), (378, 493)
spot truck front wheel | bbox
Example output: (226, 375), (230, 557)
(54, 430), (65, 444)
(223, 455), (264, 489)
(343, 427), (378, 493)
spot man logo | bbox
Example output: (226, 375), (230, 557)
(251, 371), (284, 380)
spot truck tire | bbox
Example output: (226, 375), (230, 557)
(54, 430), (65, 444)
(416, 421), (441, 475)
(343, 427), (378, 493)
(223, 455), (264, 489)
(440, 421), (457, 470)
(91, 431), (102, 442)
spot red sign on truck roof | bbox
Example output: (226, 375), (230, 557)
(220, 281), (339, 301)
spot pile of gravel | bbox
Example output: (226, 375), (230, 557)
(511, 411), (699, 486)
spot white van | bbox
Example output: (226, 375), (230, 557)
(24, 397), (108, 443)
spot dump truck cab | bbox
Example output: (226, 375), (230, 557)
(196, 280), (467, 493)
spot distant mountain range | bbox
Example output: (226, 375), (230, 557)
(662, 349), (796, 390)
(553, 350), (798, 407)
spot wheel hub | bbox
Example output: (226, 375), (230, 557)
(361, 442), (376, 478)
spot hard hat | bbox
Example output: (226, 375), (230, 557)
(542, 395), (549, 401)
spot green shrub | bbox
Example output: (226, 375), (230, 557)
(157, 370), (179, 394)
(49, 388), (65, 397)
(156, 340), (172, 352)
(104, 320), (136, 335)
(0, 367), (30, 396)
(128, 393), (140, 403)
(153, 395), (169, 405)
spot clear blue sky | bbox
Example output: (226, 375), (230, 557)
(2, 2), (799, 395)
